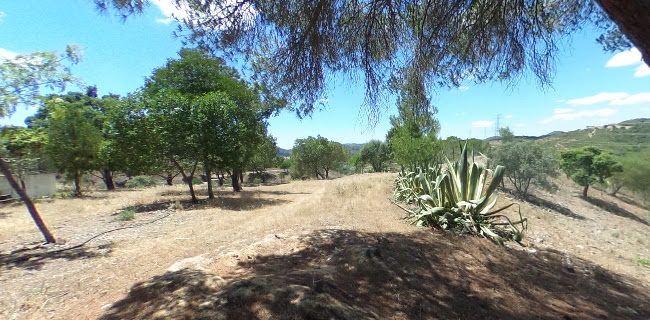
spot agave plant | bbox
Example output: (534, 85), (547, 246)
(394, 144), (527, 245)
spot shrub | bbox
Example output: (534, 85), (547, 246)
(490, 141), (558, 198)
(117, 209), (135, 221)
(393, 144), (526, 245)
(125, 176), (158, 189)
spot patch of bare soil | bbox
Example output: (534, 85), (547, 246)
(1, 173), (649, 319)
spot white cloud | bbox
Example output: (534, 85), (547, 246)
(0, 11), (5, 22)
(635, 64), (650, 77)
(567, 92), (629, 106)
(566, 92), (650, 106)
(472, 120), (494, 128)
(0, 48), (18, 61)
(555, 99), (565, 103)
(541, 108), (617, 124)
(151, 0), (257, 27)
(458, 86), (469, 91)
(609, 92), (650, 105)
(155, 17), (174, 25)
(505, 115), (512, 119)
(151, 0), (189, 20)
(606, 48), (642, 67)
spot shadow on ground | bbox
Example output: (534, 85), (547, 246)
(100, 230), (650, 320)
(526, 194), (586, 220)
(618, 195), (648, 210)
(0, 242), (113, 271)
(123, 191), (289, 214)
(585, 197), (649, 226)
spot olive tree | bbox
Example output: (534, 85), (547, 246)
(490, 141), (558, 198)
(560, 146), (623, 198)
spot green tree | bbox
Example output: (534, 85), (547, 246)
(0, 45), (82, 243)
(607, 153), (650, 203)
(321, 141), (349, 179)
(44, 97), (103, 196)
(387, 79), (441, 171)
(347, 154), (365, 174)
(490, 141), (558, 198)
(2, 127), (48, 189)
(499, 127), (515, 143)
(360, 140), (391, 172)
(560, 146), (623, 198)
(140, 49), (279, 197)
(290, 136), (348, 179)
(249, 135), (279, 183)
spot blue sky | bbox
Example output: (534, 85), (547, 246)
(2, 0), (650, 149)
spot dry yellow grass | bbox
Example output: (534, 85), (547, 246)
(1, 172), (649, 320)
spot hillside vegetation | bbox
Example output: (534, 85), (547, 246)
(536, 118), (650, 157)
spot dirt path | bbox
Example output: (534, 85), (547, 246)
(1, 173), (649, 319)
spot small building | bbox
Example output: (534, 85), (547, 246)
(0, 173), (57, 200)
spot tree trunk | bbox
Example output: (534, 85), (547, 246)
(171, 158), (198, 202)
(582, 184), (589, 198)
(218, 173), (224, 186)
(74, 171), (82, 197)
(595, 0), (650, 66)
(610, 185), (623, 197)
(166, 173), (174, 186)
(0, 158), (56, 243)
(103, 169), (115, 190)
(324, 168), (329, 179)
(231, 168), (242, 192)
(239, 172), (244, 184)
(206, 168), (214, 199)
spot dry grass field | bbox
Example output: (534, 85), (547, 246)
(1, 173), (649, 319)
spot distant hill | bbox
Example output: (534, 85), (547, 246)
(534, 118), (650, 157)
(277, 142), (367, 157)
(278, 148), (291, 157)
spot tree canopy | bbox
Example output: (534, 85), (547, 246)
(94, 0), (647, 122)
(290, 136), (349, 179)
(560, 146), (623, 198)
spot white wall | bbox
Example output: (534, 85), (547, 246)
(0, 173), (57, 199)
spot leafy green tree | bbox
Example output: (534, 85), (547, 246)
(1, 45), (82, 116)
(360, 140), (391, 172)
(608, 153), (650, 203)
(321, 141), (350, 179)
(2, 127), (48, 188)
(490, 141), (558, 198)
(290, 136), (348, 179)
(278, 158), (291, 174)
(346, 154), (365, 174)
(139, 49), (279, 197)
(499, 127), (515, 143)
(249, 135), (279, 183)
(387, 78), (442, 171)
(44, 97), (103, 196)
(560, 146), (623, 198)
(0, 45), (82, 243)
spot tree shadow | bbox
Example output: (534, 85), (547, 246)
(525, 194), (586, 220)
(0, 210), (12, 219)
(0, 242), (113, 271)
(122, 192), (289, 214)
(100, 230), (650, 320)
(618, 195), (648, 210)
(585, 197), (649, 226)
